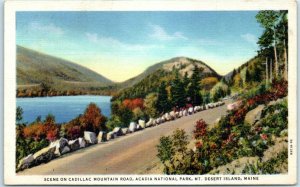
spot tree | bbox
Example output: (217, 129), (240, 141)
(229, 69), (237, 86)
(187, 65), (203, 105)
(132, 107), (145, 121)
(245, 68), (251, 83)
(144, 93), (158, 118)
(82, 103), (107, 134)
(201, 77), (218, 91)
(157, 81), (171, 113)
(157, 136), (173, 164)
(106, 115), (124, 131)
(45, 113), (55, 124)
(170, 71), (186, 107)
(256, 10), (288, 79)
(16, 106), (23, 124)
(40, 82), (51, 95)
(233, 74), (243, 88)
(117, 105), (133, 127)
(182, 72), (190, 88)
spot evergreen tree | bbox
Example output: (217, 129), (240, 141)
(182, 72), (190, 101)
(245, 68), (251, 83)
(229, 69), (237, 86)
(187, 65), (203, 105)
(170, 71), (185, 108)
(157, 81), (170, 113)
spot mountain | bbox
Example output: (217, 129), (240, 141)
(114, 57), (221, 100)
(16, 46), (117, 97)
(120, 56), (220, 88)
(17, 46), (113, 86)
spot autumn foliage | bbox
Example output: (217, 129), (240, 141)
(122, 98), (144, 110)
(201, 77), (219, 91)
(193, 119), (207, 139)
(81, 103), (107, 134)
(23, 121), (59, 142)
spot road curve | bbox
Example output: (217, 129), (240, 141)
(18, 100), (230, 175)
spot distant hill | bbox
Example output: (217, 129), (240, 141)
(16, 46), (117, 97)
(17, 46), (113, 86)
(114, 57), (221, 100)
(224, 55), (265, 92)
(120, 56), (220, 88)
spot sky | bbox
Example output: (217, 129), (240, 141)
(16, 11), (263, 82)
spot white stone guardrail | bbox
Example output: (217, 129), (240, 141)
(17, 101), (225, 171)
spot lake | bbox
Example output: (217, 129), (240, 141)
(16, 95), (112, 124)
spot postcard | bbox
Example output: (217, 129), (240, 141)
(4, 0), (297, 185)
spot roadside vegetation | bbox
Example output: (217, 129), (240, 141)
(156, 10), (289, 175)
(157, 80), (288, 174)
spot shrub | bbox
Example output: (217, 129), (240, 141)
(16, 137), (49, 167)
(132, 107), (146, 121)
(106, 115), (124, 131)
(157, 136), (173, 164)
(60, 115), (83, 140)
(144, 93), (158, 118)
(157, 129), (201, 174)
(193, 119), (207, 139)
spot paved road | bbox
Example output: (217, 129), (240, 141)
(19, 100), (230, 175)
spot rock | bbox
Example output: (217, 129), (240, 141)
(179, 111), (183, 117)
(61, 146), (71, 155)
(227, 101), (242, 111)
(169, 111), (176, 119)
(193, 106), (198, 112)
(245, 105), (265, 125)
(84, 131), (97, 144)
(33, 146), (56, 165)
(136, 124), (142, 130)
(208, 103), (214, 108)
(121, 128), (129, 134)
(155, 118), (161, 125)
(129, 122), (137, 132)
(68, 139), (80, 151)
(175, 111), (179, 118)
(188, 107), (194, 115)
(97, 131), (107, 143)
(78, 137), (86, 148)
(146, 118), (154, 127)
(106, 131), (115, 141)
(113, 127), (123, 136)
(138, 120), (146, 129)
(183, 109), (188, 116)
(50, 138), (69, 156)
(164, 113), (171, 121)
(17, 154), (34, 170)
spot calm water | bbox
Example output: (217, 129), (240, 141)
(17, 95), (112, 124)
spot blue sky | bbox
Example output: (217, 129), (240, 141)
(16, 11), (263, 82)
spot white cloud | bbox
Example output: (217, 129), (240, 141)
(241, 33), (257, 45)
(85, 32), (163, 51)
(29, 22), (64, 36)
(149, 24), (188, 41)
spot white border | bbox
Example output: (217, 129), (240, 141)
(4, 0), (297, 185)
